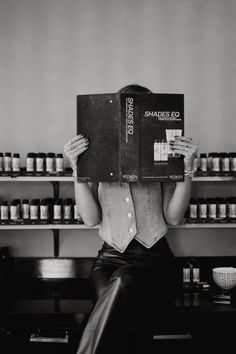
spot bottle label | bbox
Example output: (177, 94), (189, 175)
(54, 205), (62, 219)
(199, 204), (207, 218)
(22, 204), (30, 219)
(46, 158), (54, 173)
(12, 158), (20, 172)
(0, 157), (3, 171)
(64, 205), (72, 219)
(36, 158), (44, 172)
(200, 158), (207, 172)
(1, 206), (9, 220)
(153, 141), (161, 162)
(4, 157), (11, 171)
(189, 205), (197, 218)
(27, 158), (35, 172)
(218, 204), (226, 218)
(30, 205), (38, 219)
(212, 158), (220, 172)
(10, 206), (18, 220)
(222, 158), (230, 171)
(209, 204), (216, 218)
(56, 158), (64, 172)
(161, 142), (168, 161)
(40, 205), (49, 219)
(229, 204), (236, 218)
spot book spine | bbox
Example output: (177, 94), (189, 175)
(119, 94), (140, 182)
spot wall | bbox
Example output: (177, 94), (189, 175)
(0, 0), (236, 257)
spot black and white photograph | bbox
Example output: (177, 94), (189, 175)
(0, 0), (236, 353)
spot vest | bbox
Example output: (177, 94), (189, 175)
(98, 182), (168, 253)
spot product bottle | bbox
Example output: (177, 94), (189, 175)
(193, 153), (198, 173)
(30, 199), (39, 221)
(40, 199), (49, 223)
(228, 197), (236, 222)
(0, 201), (9, 222)
(56, 153), (64, 174)
(217, 197), (227, 222)
(0, 153), (3, 172)
(10, 199), (18, 222)
(207, 198), (217, 222)
(36, 153), (46, 174)
(4, 152), (12, 172)
(12, 153), (21, 173)
(22, 199), (30, 221)
(211, 153), (220, 175)
(53, 199), (62, 222)
(46, 153), (55, 174)
(63, 199), (73, 222)
(199, 153), (208, 175)
(220, 153), (230, 176)
(198, 198), (207, 222)
(229, 152), (236, 175)
(74, 203), (82, 224)
(26, 152), (36, 175)
(160, 139), (168, 161)
(153, 139), (161, 162)
(188, 198), (198, 222)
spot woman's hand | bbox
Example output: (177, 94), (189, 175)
(64, 134), (89, 169)
(169, 136), (198, 171)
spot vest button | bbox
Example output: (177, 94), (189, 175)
(125, 197), (130, 202)
(127, 212), (132, 218)
(129, 227), (134, 233)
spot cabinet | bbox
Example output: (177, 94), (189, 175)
(1, 175), (236, 257)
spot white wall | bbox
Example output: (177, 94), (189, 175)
(0, 0), (236, 257)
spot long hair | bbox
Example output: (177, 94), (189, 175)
(117, 83), (152, 94)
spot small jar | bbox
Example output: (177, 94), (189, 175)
(46, 153), (55, 174)
(40, 199), (49, 222)
(63, 199), (73, 221)
(10, 199), (18, 221)
(198, 198), (207, 221)
(199, 153), (208, 174)
(193, 154), (198, 173)
(229, 153), (236, 174)
(36, 153), (46, 174)
(211, 153), (220, 175)
(0, 201), (9, 221)
(53, 199), (62, 221)
(188, 198), (198, 221)
(227, 197), (236, 221)
(56, 153), (64, 174)
(207, 198), (217, 221)
(4, 152), (12, 172)
(26, 153), (36, 174)
(22, 199), (30, 220)
(0, 152), (3, 172)
(217, 197), (227, 221)
(74, 203), (82, 223)
(220, 152), (230, 175)
(30, 199), (39, 221)
(12, 153), (21, 173)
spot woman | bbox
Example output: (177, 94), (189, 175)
(64, 84), (198, 354)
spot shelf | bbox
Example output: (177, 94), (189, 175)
(0, 224), (98, 230)
(0, 176), (73, 182)
(171, 223), (236, 228)
(193, 176), (236, 182)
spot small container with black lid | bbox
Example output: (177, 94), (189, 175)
(53, 199), (63, 223)
(229, 153), (236, 175)
(211, 153), (220, 175)
(4, 152), (12, 174)
(0, 201), (9, 224)
(26, 152), (36, 175)
(22, 199), (30, 222)
(217, 197), (227, 223)
(0, 152), (3, 173)
(74, 202), (83, 224)
(199, 153), (208, 175)
(56, 153), (64, 174)
(12, 153), (21, 175)
(40, 199), (50, 224)
(220, 152), (230, 176)
(10, 199), (19, 224)
(227, 197), (236, 223)
(46, 152), (55, 174)
(63, 198), (73, 223)
(30, 199), (40, 223)
(188, 198), (198, 223)
(36, 153), (46, 175)
(207, 198), (217, 222)
(198, 198), (208, 222)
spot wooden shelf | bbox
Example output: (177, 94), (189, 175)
(0, 176), (73, 182)
(193, 176), (236, 182)
(170, 223), (236, 228)
(0, 224), (98, 230)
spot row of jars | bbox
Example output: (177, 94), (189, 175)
(0, 198), (83, 224)
(0, 152), (65, 175)
(187, 197), (236, 222)
(195, 152), (236, 175)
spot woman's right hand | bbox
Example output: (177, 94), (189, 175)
(64, 134), (89, 169)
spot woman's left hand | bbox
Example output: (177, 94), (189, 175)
(169, 136), (199, 171)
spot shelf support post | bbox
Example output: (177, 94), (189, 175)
(51, 181), (60, 200)
(52, 229), (59, 257)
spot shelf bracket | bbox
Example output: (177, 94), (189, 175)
(52, 229), (59, 258)
(51, 181), (60, 200)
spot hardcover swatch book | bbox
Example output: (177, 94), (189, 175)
(76, 92), (184, 182)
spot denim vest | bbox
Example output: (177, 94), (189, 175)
(98, 182), (168, 253)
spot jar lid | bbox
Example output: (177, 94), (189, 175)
(1, 201), (8, 206)
(27, 152), (36, 158)
(37, 153), (46, 158)
(5, 152), (11, 157)
(13, 153), (20, 158)
(46, 152), (55, 158)
(56, 153), (63, 158)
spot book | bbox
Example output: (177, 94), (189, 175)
(76, 92), (184, 182)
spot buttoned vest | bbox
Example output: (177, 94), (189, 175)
(98, 182), (168, 253)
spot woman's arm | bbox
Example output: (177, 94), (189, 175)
(162, 136), (198, 225)
(64, 135), (101, 227)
